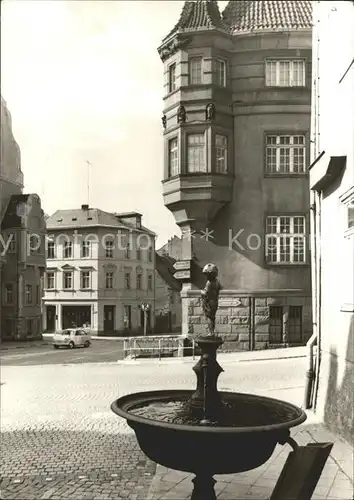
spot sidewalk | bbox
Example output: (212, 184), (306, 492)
(147, 423), (353, 500)
(119, 345), (308, 365)
(0, 339), (51, 351)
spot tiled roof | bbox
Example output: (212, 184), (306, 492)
(222, 0), (312, 33)
(163, 0), (229, 42)
(46, 207), (155, 235)
(156, 254), (182, 292)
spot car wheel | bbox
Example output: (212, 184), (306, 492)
(53, 345), (59, 349)
(69, 341), (75, 349)
(84, 341), (90, 348)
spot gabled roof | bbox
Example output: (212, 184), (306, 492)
(162, 0), (229, 42)
(156, 253), (182, 292)
(222, 0), (312, 34)
(46, 207), (156, 236)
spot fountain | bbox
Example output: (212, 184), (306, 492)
(111, 264), (307, 499)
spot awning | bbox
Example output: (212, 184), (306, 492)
(309, 151), (347, 191)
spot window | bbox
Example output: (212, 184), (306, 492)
(105, 271), (114, 289)
(29, 235), (39, 254)
(63, 241), (72, 258)
(266, 216), (306, 264)
(81, 240), (90, 258)
(63, 271), (73, 289)
(265, 60), (306, 87)
(124, 273), (131, 289)
(288, 306), (302, 343)
(215, 59), (226, 87)
(187, 134), (206, 173)
(125, 243), (131, 260)
(36, 285), (40, 305)
(136, 273), (142, 290)
(8, 235), (16, 253)
(266, 135), (306, 174)
(136, 247), (141, 260)
(46, 272), (55, 289)
(168, 138), (179, 177)
(147, 274), (153, 291)
(80, 271), (90, 289)
(189, 57), (202, 84)
(105, 240), (114, 258)
(269, 306), (283, 344)
(168, 63), (176, 93)
(340, 187), (354, 237)
(25, 284), (33, 305)
(47, 240), (55, 259)
(5, 284), (13, 304)
(148, 247), (153, 262)
(347, 201), (354, 231)
(215, 135), (228, 173)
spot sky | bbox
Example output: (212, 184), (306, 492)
(1, 0), (227, 248)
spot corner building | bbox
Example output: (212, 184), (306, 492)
(158, 0), (313, 349)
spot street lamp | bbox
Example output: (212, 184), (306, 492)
(141, 303), (150, 336)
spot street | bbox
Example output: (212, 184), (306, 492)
(0, 350), (308, 499)
(0, 339), (124, 366)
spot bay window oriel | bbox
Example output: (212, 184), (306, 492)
(189, 57), (203, 84)
(215, 134), (228, 173)
(215, 59), (226, 87)
(168, 62), (176, 93)
(168, 138), (179, 177)
(187, 133), (206, 173)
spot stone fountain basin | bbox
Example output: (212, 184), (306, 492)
(111, 390), (307, 475)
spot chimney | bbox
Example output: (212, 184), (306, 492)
(81, 204), (89, 210)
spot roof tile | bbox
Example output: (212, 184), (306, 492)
(222, 0), (312, 33)
(163, 0), (229, 42)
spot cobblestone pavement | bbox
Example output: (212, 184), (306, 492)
(1, 358), (307, 499)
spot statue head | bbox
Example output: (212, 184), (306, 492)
(202, 263), (218, 279)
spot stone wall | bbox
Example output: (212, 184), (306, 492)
(183, 289), (312, 351)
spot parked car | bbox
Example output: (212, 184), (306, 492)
(53, 328), (91, 349)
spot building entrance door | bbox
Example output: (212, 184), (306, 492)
(104, 305), (115, 332)
(46, 305), (56, 332)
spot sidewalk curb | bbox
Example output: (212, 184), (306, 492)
(238, 354), (306, 363)
(118, 352), (307, 365)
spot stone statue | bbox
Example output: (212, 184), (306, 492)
(177, 105), (186, 124)
(205, 103), (215, 121)
(201, 263), (222, 337)
(161, 115), (167, 129)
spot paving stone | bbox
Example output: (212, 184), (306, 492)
(0, 430), (156, 499)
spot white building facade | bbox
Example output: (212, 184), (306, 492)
(309, 0), (354, 444)
(43, 207), (156, 335)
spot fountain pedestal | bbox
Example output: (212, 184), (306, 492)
(191, 474), (216, 500)
(186, 336), (224, 424)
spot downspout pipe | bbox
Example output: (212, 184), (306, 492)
(312, 190), (322, 409)
(304, 191), (318, 409)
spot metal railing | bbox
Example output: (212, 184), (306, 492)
(123, 335), (196, 360)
